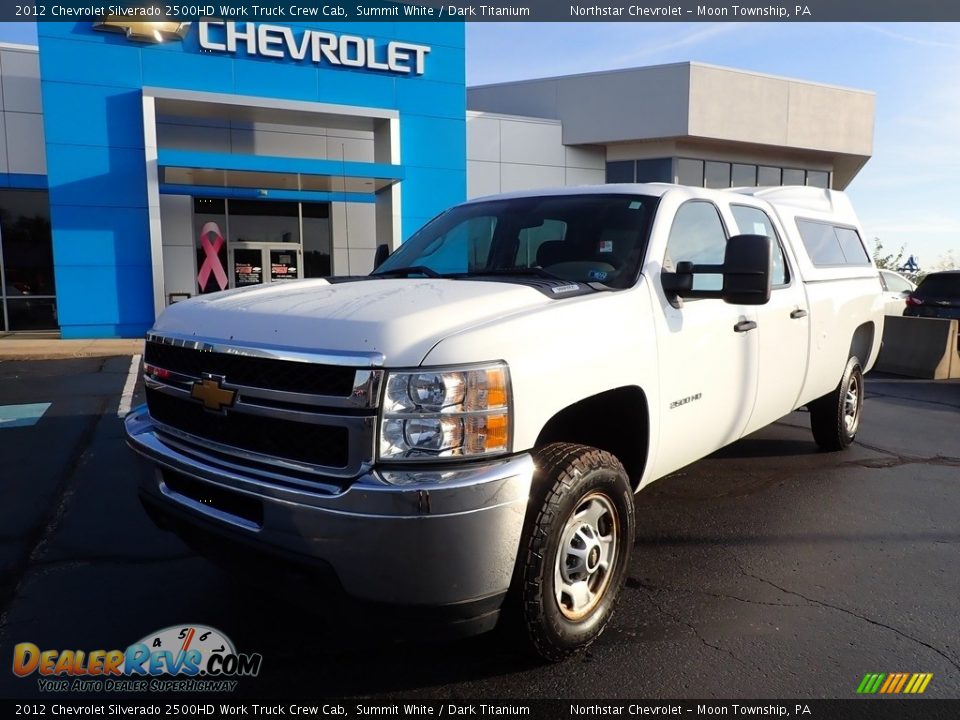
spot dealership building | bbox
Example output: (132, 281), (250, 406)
(0, 21), (874, 338)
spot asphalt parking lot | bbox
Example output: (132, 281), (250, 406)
(0, 354), (958, 700)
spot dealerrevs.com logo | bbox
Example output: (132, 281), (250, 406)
(12, 625), (262, 693)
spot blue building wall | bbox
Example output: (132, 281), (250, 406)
(36, 22), (466, 339)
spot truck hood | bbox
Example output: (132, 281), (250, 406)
(152, 278), (554, 366)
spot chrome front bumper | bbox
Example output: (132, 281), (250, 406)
(124, 405), (534, 608)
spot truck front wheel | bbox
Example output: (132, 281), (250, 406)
(519, 443), (634, 661)
(809, 356), (864, 451)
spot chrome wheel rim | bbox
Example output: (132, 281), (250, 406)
(844, 373), (861, 435)
(554, 491), (619, 621)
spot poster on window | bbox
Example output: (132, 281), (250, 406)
(270, 250), (299, 281)
(233, 248), (263, 287)
(196, 222), (229, 294)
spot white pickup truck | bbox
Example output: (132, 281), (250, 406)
(126, 183), (884, 660)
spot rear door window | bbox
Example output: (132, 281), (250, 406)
(730, 205), (790, 286)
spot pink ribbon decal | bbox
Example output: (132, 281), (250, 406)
(197, 222), (228, 291)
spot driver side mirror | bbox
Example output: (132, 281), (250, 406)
(662, 234), (772, 306)
(373, 243), (391, 271)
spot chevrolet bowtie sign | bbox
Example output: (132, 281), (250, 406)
(92, 20), (431, 75)
(93, 19), (191, 43)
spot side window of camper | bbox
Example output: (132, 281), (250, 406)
(796, 219), (871, 267)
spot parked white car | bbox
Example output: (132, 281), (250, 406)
(878, 269), (916, 316)
(126, 184), (884, 661)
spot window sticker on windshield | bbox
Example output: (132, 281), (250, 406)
(753, 222), (768, 235)
(629, 201), (642, 210)
(598, 240), (614, 253)
(589, 270), (609, 281)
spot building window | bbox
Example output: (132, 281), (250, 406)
(634, 158), (673, 183)
(757, 166), (782, 186)
(782, 168), (806, 186)
(606, 161), (635, 183)
(676, 159), (704, 187)
(193, 198), (332, 295)
(806, 170), (830, 189)
(302, 203), (332, 278)
(704, 161), (731, 189)
(0, 190), (57, 332)
(229, 200), (300, 244)
(731, 164), (757, 187)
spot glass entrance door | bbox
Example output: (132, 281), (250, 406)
(229, 243), (302, 288)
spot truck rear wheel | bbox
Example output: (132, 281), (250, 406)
(518, 443), (634, 661)
(809, 356), (864, 451)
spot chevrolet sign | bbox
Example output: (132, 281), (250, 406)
(91, 20), (431, 75)
(93, 19), (191, 43)
(198, 22), (430, 75)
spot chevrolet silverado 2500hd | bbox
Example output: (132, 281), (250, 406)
(125, 184), (884, 660)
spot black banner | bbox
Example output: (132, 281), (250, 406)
(6, 0), (960, 22)
(2, 700), (960, 719)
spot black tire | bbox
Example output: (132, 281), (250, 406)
(809, 356), (864, 451)
(518, 442), (634, 662)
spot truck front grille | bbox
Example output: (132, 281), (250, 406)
(141, 335), (382, 479)
(146, 388), (350, 468)
(144, 341), (356, 397)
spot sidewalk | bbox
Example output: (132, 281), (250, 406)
(0, 337), (144, 360)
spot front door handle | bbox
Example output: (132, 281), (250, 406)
(734, 320), (757, 333)
(790, 309), (808, 319)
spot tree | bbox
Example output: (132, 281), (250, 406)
(929, 249), (959, 272)
(872, 238), (924, 284)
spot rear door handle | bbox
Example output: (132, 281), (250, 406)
(790, 309), (808, 319)
(734, 320), (757, 333)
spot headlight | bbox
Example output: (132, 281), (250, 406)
(379, 363), (511, 461)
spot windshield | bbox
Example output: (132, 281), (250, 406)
(374, 194), (658, 289)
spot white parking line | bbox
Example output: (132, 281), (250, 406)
(117, 354), (142, 418)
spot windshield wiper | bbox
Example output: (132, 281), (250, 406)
(372, 266), (443, 278)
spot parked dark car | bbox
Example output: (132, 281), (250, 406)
(904, 271), (960, 320)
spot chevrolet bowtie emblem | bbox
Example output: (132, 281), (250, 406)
(190, 375), (237, 413)
(93, 19), (191, 43)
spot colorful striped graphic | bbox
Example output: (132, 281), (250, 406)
(857, 673), (933, 694)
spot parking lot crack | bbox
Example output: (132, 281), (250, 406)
(627, 577), (810, 609)
(632, 581), (766, 675)
(845, 440), (960, 469)
(734, 561), (960, 673)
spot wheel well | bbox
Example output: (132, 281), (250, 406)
(850, 322), (875, 366)
(535, 386), (649, 490)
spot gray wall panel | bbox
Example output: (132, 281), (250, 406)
(564, 167), (605, 186)
(0, 113), (7, 173)
(4, 111), (45, 174)
(499, 163), (564, 193)
(0, 49), (42, 114)
(158, 122), (231, 153)
(231, 128), (327, 159)
(499, 118), (565, 167)
(467, 159), (501, 198)
(466, 113), (500, 162)
(565, 145), (605, 170)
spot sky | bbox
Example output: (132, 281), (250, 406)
(0, 21), (957, 268)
